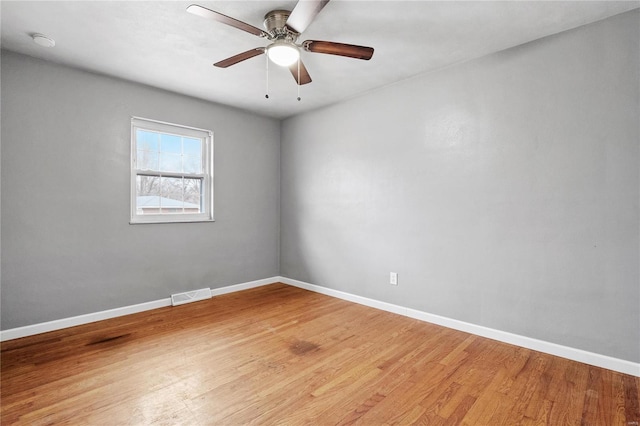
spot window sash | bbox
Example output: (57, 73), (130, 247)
(135, 170), (206, 179)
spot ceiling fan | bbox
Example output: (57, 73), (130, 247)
(186, 0), (374, 86)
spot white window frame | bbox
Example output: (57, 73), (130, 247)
(130, 117), (214, 224)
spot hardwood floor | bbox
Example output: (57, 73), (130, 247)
(1, 283), (638, 425)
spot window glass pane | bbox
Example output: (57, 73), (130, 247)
(183, 155), (202, 174)
(137, 150), (159, 171)
(137, 130), (159, 151)
(160, 134), (181, 153)
(160, 153), (182, 173)
(160, 176), (184, 208)
(136, 175), (160, 197)
(136, 176), (160, 215)
(184, 178), (202, 209)
(183, 138), (201, 155)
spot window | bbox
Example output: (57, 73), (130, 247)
(131, 117), (213, 224)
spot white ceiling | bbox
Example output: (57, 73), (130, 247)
(2, 1), (638, 119)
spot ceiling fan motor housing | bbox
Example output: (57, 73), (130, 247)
(264, 10), (298, 42)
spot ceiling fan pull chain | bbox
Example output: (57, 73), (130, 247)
(265, 53), (270, 99)
(297, 58), (301, 101)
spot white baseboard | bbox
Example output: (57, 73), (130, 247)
(0, 277), (279, 342)
(3, 275), (637, 377)
(0, 298), (172, 342)
(210, 276), (278, 297)
(280, 277), (640, 377)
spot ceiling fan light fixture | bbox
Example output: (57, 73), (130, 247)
(267, 41), (300, 66)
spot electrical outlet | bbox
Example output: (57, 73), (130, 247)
(390, 272), (398, 285)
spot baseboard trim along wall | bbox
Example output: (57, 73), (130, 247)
(2, 276), (638, 377)
(0, 277), (279, 342)
(279, 277), (640, 377)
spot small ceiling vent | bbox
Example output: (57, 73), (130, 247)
(171, 288), (212, 306)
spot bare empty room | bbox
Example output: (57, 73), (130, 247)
(1, 1), (639, 424)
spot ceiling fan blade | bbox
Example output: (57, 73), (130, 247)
(303, 40), (374, 60)
(288, 60), (312, 85)
(286, 0), (330, 34)
(214, 48), (265, 68)
(187, 4), (268, 38)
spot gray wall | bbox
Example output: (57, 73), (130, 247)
(2, 10), (638, 364)
(1, 51), (280, 329)
(281, 10), (639, 362)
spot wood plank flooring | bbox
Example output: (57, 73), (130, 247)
(1, 283), (638, 425)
